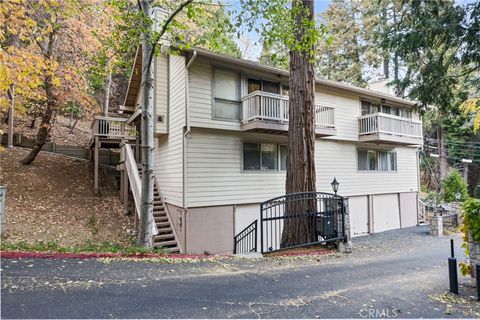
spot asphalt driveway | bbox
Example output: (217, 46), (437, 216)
(2, 226), (479, 319)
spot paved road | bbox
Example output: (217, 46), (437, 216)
(2, 226), (479, 319)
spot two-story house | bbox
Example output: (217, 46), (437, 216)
(112, 43), (423, 254)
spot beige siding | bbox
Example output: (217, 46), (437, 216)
(186, 128), (419, 207)
(189, 58), (241, 131)
(315, 140), (419, 196)
(316, 87), (360, 142)
(154, 55), (186, 207)
(186, 128), (287, 207)
(155, 54), (168, 134)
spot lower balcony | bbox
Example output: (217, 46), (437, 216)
(358, 113), (423, 145)
(241, 91), (336, 136)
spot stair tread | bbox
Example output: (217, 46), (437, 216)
(154, 240), (177, 246)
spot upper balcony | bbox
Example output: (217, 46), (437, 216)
(240, 91), (336, 136)
(90, 116), (137, 147)
(358, 113), (423, 145)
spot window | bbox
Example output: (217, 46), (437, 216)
(400, 108), (411, 118)
(358, 149), (397, 172)
(281, 85), (289, 96)
(361, 101), (380, 115)
(213, 68), (240, 120)
(263, 81), (279, 94)
(362, 100), (411, 119)
(247, 78), (280, 94)
(248, 78), (261, 94)
(243, 142), (287, 171)
(279, 145), (287, 170)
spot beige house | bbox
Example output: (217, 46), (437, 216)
(109, 44), (423, 254)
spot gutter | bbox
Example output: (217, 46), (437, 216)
(182, 50), (197, 211)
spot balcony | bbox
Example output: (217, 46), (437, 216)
(358, 113), (423, 145)
(241, 91), (336, 136)
(90, 116), (137, 147)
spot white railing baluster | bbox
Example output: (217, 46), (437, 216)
(358, 113), (422, 141)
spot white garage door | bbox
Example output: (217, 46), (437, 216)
(400, 192), (418, 228)
(349, 196), (369, 236)
(373, 194), (400, 232)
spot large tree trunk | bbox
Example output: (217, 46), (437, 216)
(21, 30), (57, 165)
(21, 74), (55, 165)
(281, 0), (317, 248)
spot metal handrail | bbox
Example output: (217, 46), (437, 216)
(233, 220), (258, 254)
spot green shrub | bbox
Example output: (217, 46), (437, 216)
(474, 184), (480, 199)
(441, 170), (469, 202)
(459, 198), (480, 275)
(462, 198), (480, 242)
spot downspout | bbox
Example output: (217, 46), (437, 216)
(183, 50), (197, 250)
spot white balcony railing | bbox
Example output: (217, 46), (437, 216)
(241, 91), (335, 128)
(91, 116), (137, 140)
(358, 113), (422, 139)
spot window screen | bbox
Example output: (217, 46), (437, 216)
(214, 69), (240, 120)
(214, 69), (239, 100)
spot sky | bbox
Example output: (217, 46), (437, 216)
(224, 0), (332, 61)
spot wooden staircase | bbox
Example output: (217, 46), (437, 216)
(138, 167), (179, 253)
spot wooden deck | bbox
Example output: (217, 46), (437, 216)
(90, 116), (137, 194)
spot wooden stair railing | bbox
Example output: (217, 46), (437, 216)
(121, 143), (158, 240)
(133, 158), (180, 253)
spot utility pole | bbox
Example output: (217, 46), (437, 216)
(462, 159), (472, 184)
(138, 0), (154, 247)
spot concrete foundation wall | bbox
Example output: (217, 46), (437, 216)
(165, 203), (186, 252)
(186, 205), (234, 254)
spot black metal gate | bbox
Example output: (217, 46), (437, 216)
(260, 192), (346, 253)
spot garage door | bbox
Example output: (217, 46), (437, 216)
(373, 194), (400, 232)
(349, 196), (369, 236)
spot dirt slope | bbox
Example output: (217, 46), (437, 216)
(0, 148), (134, 247)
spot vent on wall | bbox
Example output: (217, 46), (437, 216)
(157, 115), (164, 123)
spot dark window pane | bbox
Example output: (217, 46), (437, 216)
(243, 143), (261, 170)
(389, 152), (397, 171)
(248, 78), (261, 94)
(358, 149), (368, 170)
(261, 143), (278, 170)
(263, 81), (279, 94)
(361, 101), (370, 116)
(368, 151), (377, 170)
(280, 145), (287, 170)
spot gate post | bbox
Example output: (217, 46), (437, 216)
(337, 197), (352, 253)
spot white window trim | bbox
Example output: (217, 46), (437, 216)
(242, 142), (287, 173)
(357, 148), (398, 173)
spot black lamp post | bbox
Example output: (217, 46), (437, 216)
(331, 177), (339, 195)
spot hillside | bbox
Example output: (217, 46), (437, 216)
(0, 115), (92, 147)
(0, 148), (134, 247)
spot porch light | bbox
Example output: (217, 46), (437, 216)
(331, 177), (340, 195)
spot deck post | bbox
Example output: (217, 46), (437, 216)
(123, 171), (129, 215)
(94, 136), (99, 195)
